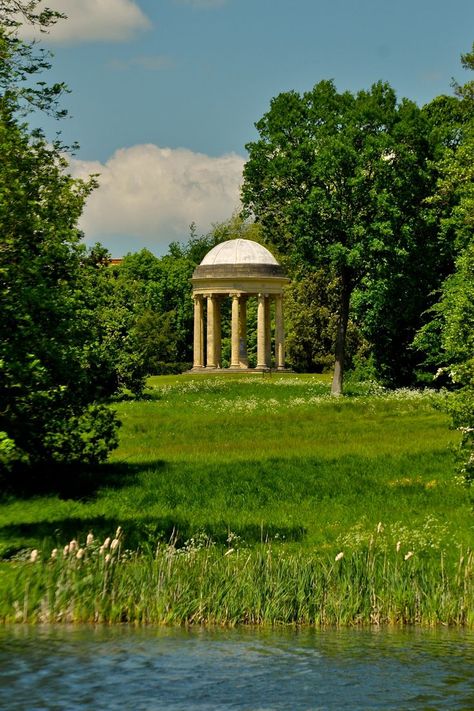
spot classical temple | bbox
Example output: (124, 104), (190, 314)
(190, 238), (289, 372)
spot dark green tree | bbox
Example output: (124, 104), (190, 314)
(415, 43), (474, 481)
(242, 80), (442, 393)
(0, 6), (120, 477)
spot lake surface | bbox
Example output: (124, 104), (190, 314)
(0, 626), (473, 710)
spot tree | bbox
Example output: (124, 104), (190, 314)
(0, 6), (120, 478)
(242, 80), (440, 393)
(414, 43), (474, 482)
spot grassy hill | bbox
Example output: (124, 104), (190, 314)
(1, 374), (472, 625)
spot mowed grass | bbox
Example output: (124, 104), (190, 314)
(0, 374), (471, 560)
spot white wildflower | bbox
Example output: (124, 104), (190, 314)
(335, 551), (344, 562)
(224, 548), (234, 556)
(86, 533), (94, 546)
(76, 548), (85, 560)
(63, 544), (70, 556)
(396, 541), (401, 553)
(102, 537), (111, 550)
(69, 539), (78, 552)
(404, 551), (414, 561)
(30, 549), (39, 563)
(110, 538), (120, 551)
(105, 553), (111, 564)
(50, 548), (58, 559)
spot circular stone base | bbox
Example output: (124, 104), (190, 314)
(186, 367), (292, 374)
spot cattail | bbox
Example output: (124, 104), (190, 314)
(335, 551), (344, 562)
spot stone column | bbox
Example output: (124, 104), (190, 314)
(239, 296), (248, 368)
(193, 294), (204, 368)
(231, 293), (240, 368)
(257, 293), (267, 369)
(214, 297), (222, 368)
(206, 294), (216, 369)
(265, 296), (272, 368)
(275, 293), (285, 370)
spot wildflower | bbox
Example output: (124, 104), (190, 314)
(335, 551), (344, 562)
(50, 548), (58, 560)
(376, 522), (384, 534)
(76, 548), (85, 560)
(115, 526), (122, 538)
(63, 544), (70, 556)
(224, 548), (234, 556)
(396, 541), (401, 553)
(105, 553), (111, 564)
(86, 533), (94, 546)
(69, 539), (78, 552)
(110, 538), (120, 551)
(30, 549), (39, 563)
(404, 551), (414, 561)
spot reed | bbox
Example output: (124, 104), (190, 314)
(1, 527), (472, 627)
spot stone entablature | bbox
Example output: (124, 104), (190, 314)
(190, 239), (290, 372)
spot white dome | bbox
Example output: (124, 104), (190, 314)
(200, 239), (279, 266)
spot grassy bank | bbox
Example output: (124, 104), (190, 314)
(1, 374), (472, 625)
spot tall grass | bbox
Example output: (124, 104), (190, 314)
(2, 527), (472, 627)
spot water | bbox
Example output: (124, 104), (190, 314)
(0, 626), (473, 710)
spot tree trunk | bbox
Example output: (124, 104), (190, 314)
(331, 272), (352, 396)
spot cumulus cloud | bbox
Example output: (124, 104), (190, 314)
(68, 144), (245, 254)
(21, 0), (151, 44)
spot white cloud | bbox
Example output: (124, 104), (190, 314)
(68, 144), (245, 254)
(21, 0), (151, 44)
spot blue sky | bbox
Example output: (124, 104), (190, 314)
(24, 0), (474, 256)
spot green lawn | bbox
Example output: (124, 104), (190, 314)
(0, 374), (470, 559)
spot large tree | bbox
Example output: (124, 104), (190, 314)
(415, 43), (474, 482)
(0, 5), (121, 478)
(242, 80), (440, 393)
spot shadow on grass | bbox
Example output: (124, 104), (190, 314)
(0, 515), (306, 558)
(2, 460), (166, 501)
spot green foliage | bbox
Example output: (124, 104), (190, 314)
(242, 80), (442, 392)
(435, 244), (474, 482)
(415, 45), (474, 482)
(0, 11), (121, 476)
(285, 268), (363, 373)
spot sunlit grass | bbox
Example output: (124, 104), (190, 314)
(1, 526), (472, 626)
(1, 373), (472, 624)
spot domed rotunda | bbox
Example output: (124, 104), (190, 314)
(190, 239), (289, 372)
